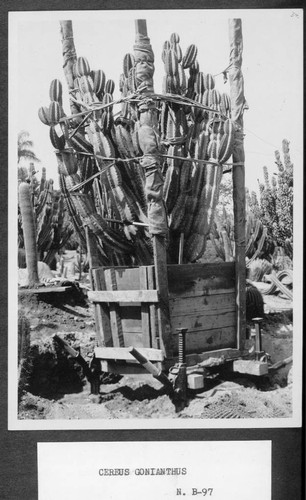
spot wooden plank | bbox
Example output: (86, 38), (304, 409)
(171, 310), (236, 333)
(100, 360), (163, 375)
(104, 268), (125, 348)
(92, 268), (113, 347)
(121, 332), (148, 347)
(169, 292), (236, 316)
(88, 290), (159, 303)
(167, 262), (235, 297)
(188, 348), (243, 367)
(184, 327), (236, 354)
(105, 318), (143, 335)
(147, 265), (159, 349)
(104, 267), (140, 291)
(228, 19), (246, 351)
(169, 287), (235, 299)
(95, 346), (164, 362)
(119, 306), (142, 334)
(153, 236), (173, 358)
(164, 347), (243, 368)
(139, 266), (151, 347)
(18, 286), (72, 294)
(171, 327), (237, 357)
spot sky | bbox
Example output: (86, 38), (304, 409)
(9, 9), (303, 193)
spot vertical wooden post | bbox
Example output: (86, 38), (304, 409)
(134, 19), (173, 358)
(85, 226), (112, 347)
(228, 19), (246, 351)
(153, 237), (173, 357)
(59, 20), (80, 118)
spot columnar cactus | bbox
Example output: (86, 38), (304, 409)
(19, 182), (39, 287)
(37, 20), (237, 265)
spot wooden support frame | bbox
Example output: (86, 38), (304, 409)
(82, 19), (249, 376)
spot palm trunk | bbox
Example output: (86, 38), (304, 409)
(19, 182), (39, 287)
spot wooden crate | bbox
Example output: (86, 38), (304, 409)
(88, 262), (239, 370)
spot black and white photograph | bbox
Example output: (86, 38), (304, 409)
(8, 9), (303, 429)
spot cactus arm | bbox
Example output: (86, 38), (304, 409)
(221, 229), (234, 262)
(246, 226), (267, 265)
(210, 233), (225, 260)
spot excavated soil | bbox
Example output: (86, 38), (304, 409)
(17, 281), (294, 421)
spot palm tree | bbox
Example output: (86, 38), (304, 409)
(18, 130), (40, 185)
(18, 130), (40, 164)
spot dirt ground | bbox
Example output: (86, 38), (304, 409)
(17, 263), (294, 421)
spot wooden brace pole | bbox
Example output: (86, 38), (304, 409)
(134, 19), (173, 358)
(228, 19), (247, 351)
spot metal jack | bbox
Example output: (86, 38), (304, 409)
(172, 328), (188, 406)
(252, 317), (265, 361)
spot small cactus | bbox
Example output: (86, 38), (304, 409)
(18, 313), (31, 400)
(247, 258), (272, 282)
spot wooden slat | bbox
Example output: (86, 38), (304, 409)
(105, 268), (125, 348)
(85, 227), (113, 348)
(171, 310), (236, 333)
(170, 350), (238, 367)
(139, 266), (151, 347)
(104, 267), (140, 290)
(100, 360), (163, 375)
(121, 332), (147, 347)
(18, 286), (72, 294)
(119, 306), (142, 333)
(147, 265), (159, 349)
(88, 290), (159, 303)
(153, 236), (173, 358)
(164, 348), (243, 368)
(169, 287), (235, 299)
(92, 268), (113, 347)
(169, 292), (236, 316)
(195, 347), (243, 362)
(172, 326), (237, 356)
(95, 346), (164, 362)
(167, 262), (235, 298)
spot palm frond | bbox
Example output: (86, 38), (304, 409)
(17, 130), (40, 163)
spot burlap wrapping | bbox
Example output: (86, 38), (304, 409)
(134, 27), (168, 236)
